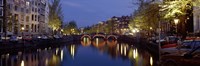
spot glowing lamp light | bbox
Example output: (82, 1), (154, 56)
(21, 27), (25, 31)
(21, 60), (24, 66)
(174, 19), (179, 25)
(150, 56), (153, 66)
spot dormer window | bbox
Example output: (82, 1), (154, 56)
(0, 0), (3, 6)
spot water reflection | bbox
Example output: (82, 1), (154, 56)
(81, 37), (91, 46)
(0, 38), (157, 66)
(20, 60), (24, 66)
(70, 45), (75, 59)
(92, 38), (106, 48)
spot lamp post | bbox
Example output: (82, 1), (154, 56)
(174, 19), (179, 37)
(61, 29), (63, 35)
(21, 27), (25, 45)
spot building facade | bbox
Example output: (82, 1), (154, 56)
(0, 0), (4, 34)
(95, 16), (131, 35)
(193, 6), (200, 33)
(1, 0), (49, 36)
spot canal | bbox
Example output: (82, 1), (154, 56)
(0, 38), (158, 66)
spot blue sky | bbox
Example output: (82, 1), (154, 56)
(61, 0), (138, 27)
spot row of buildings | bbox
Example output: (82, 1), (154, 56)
(0, 0), (49, 36)
(90, 16), (131, 35)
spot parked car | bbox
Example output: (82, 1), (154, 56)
(9, 35), (18, 43)
(161, 46), (200, 66)
(23, 35), (32, 41)
(41, 35), (48, 40)
(161, 40), (198, 55)
(54, 35), (61, 39)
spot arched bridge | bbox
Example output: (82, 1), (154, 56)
(81, 34), (118, 40)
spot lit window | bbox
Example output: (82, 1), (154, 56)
(26, 16), (29, 22)
(26, 1), (30, 6)
(21, 15), (24, 21)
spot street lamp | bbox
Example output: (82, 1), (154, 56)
(174, 19), (179, 36)
(150, 27), (153, 30)
(61, 29), (63, 35)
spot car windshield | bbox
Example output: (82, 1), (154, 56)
(193, 41), (200, 49)
(169, 37), (177, 41)
(180, 41), (194, 49)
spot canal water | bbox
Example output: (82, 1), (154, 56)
(0, 38), (157, 66)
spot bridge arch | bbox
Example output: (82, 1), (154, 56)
(81, 35), (91, 41)
(92, 34), (106, 39)
(106, 35), (117, 40)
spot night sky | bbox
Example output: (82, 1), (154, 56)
(61, 0), (138, 27)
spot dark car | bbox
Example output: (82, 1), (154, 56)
(161, 45), (200, 66)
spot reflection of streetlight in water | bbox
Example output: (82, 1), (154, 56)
(133, 49), (138, 59)
(96, 38), (99, 46)
(150, 56), (153, 66)
(21, 60), (24, 66)
(81, 37), (91, 46)
(92, 38), (106, 48)
(61, 50), (63, 61)
(118, 44), (129, 56)
(107, 40), (117, 47)
(70, 45), (75, 59)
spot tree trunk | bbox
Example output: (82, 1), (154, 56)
(179, 15), (187, 39)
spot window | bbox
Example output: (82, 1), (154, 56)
(32, 7), (34, 12)
(14, 14), (19, 20)
(0, 0), (3, 6)
(20, 24), (24, 32)
(38, 16), (40, 22)
(26, 25), (29, 32)
(35, 25), (36, 32)
(35, 2), (37, 6)
(38, 25), (39, 32)
(21, 15), (24, 21)
(0, 7), (3, 16)
(26, 1), (30, 6)
(0, 19), (2, 32)
(26, 9), (29, 13)
(15, 6), (18, 11)
(32, 1), (34, 5)
(35, 8), (37, 12)
(35, 15), (37, 21)
(21, 8), (24, 12)
(38, 9), (40, 13)
(26, 16), (29, 22)
(8, 4), (11, 9)
(31, 24), (33, 32)
(32, 14), (34, 21)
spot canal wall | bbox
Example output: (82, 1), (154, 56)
(0, 35), (81, 55)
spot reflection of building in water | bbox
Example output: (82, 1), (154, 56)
(0, 48), (63, 66)
(106, 40), (118, 59)
(107, 40), (117, 47)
